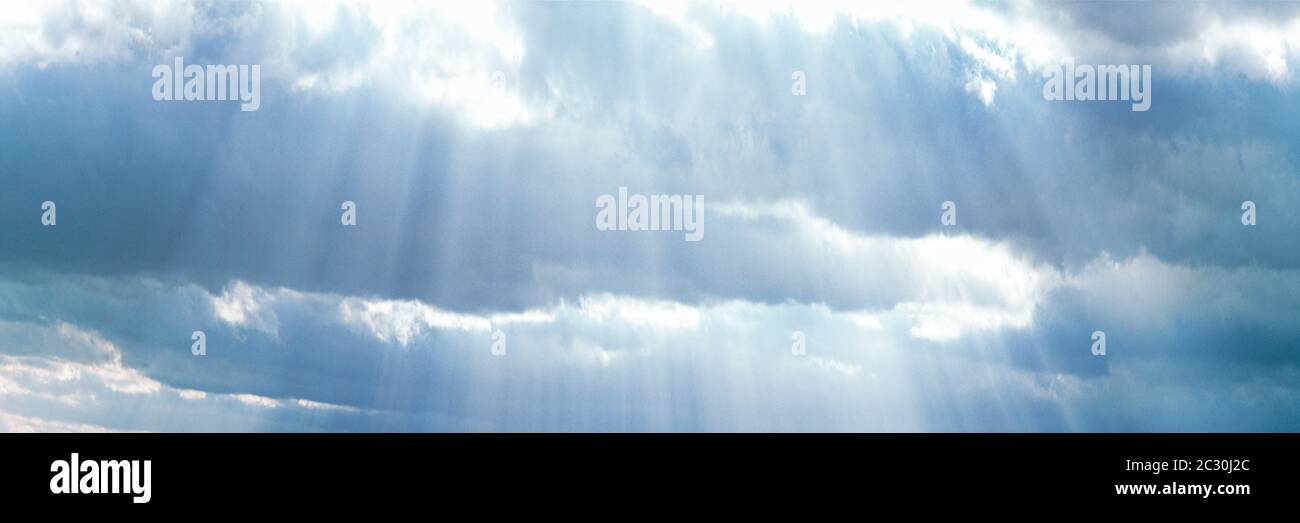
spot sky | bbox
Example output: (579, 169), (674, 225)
(0, 0), (1298, 432)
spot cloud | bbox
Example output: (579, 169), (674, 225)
(212, 280), (280, 338)
(0, 313), (401, 431)
(0, 0), (199, 69)
(4, 1), (1298, 311)
(2, 1), (1299, 432)
(3, 245), (1299, 431)
(0, 410), (118, 433)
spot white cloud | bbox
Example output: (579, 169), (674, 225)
(963, 69), (997, 108)
(175, 198), (1065, 354)
(1, 1), (539, 128)
(337, 293), (561, 347)
(212, 281), (280, 338)
(634, 0), (1300, 109)
(0, 322), (162, 402)
(231, 393), (282, 408)
(177, 389), (207, 400)
(3, 251), (1299, 431)
(0, 410), (117, 433)
(295, 398), (358, 411)
(0, 317), (375, 431)
(339, 297), (492, 346)
(0, 0), (198, 68)
(277, 0), (538, 128)
(5, 0), (1295, 132)
(576, 294), (702, 330)
(1062, 251), (1300, 334)
(714, 199), (1061, 340)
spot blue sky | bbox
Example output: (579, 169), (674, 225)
(1, 0), (1298, 431)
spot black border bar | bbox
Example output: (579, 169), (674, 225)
(2, 433), (1293, 511)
